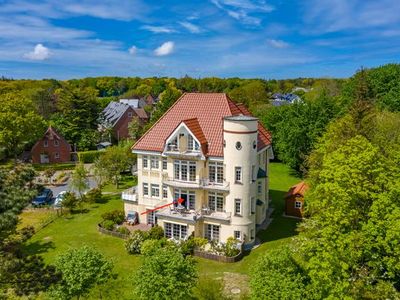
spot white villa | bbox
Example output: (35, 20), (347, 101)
(123, 93), (273, 247)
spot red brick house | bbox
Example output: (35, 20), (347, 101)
(100, 101), (149, 141)
(284, 181), (308, 218)
(31, 126), (72, 164)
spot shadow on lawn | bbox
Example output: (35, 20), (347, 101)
(256, 189), (300, 244)
(24, 240), (55, 255)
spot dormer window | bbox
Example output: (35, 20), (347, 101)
(43, 139), (48, 147)
(187, 134), (200, 151)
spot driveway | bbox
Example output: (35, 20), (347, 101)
(47, 176), (98, 197)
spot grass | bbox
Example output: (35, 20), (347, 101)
(18, 209), (58, 232)
(101, 173), (137, 193)
(33, 162), (77, 171)
(23, 162), (300, 299)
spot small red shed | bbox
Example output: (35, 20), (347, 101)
(284, 181), (308, 218)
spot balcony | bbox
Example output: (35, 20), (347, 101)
(201, 207), (231, 224)
(162, 174), (202, 189)
(200, 178), (230, 192)
(122, 186), (137, 203)
(163, 144), (202, 159)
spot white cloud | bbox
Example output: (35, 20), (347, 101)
(141, 25), (176, 33)
(211, 0), (274, 25)
(179, 21), (201, 33)
(267, 39), (289, 48)
(23, 43), (51, 60)
(128, 45), (137, 55)
(154, 41), (175, 56)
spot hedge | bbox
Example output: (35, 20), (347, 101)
(77, 150), (102, 163)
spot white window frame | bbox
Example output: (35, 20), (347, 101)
(208, 192), (224, 212)
(54, 139), (59, 147)
(295, 201), (302, 209)
(251, 197), (256, 214)
(251, 229), (255, 240)
(174, 189), (196, 210)
(209, 161), (223, 184)
(234, 230), (241, 240)
(165, 222), (188, 240)
(162, 185), (168, 199)
(43, 139), (48, 147)
(143, 155), (148, 169)
(235, 198), (242, 216)
(162, 157), (168, 170)
(251, 165), (256, 182)
(174, 160), (196, 182)
(235, 167), (242, 183)
(151, 184), (160, 198)
(54, 152), (60, 159)
(258, 181), (262, 194)
(143, 183), (149, 196)
(150, 156), (159, 169)
(128, 111), (133, 117)
(146, 210), (156, 225)
(187, 134), (200, 151)
(205, 224), (220, 242)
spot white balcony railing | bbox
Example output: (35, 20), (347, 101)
(122, 186), (137, 202)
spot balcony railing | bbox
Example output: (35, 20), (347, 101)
(200, 178), (230, 192)
(162, 175), (230, 192)
(122, 186), (137, 203)
(164, 144), (202, 158)
(156, 205), (231, 224)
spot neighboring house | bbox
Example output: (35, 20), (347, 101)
(119, 98), (146, 108)
(271, 93), (301, 107)
(143, 94), (158, 106)
(123, 93), (273, 248)
(284, 181), (308, 218)
(31, 126), (72, 164)
(99, 101), (149, 141)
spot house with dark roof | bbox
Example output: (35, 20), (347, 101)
(271, 93), (301, 107)
(122, 93), (274, 248)
(284, 181), (308, 218)
(31, 126), (72, 164)
(99, 100), (149, 141)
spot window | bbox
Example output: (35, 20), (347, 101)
(295, 201), (302, 209)
(146, 211), (156, 225)
(165, 223), (187, 240)
(150, 156), (159, 169)
(253, 141), (256, 149)
(235, 167), (242, 183)
(43, 139), (48, 147)
(258, 181), (262, 194)
(143, 156), (148, 168)
(234, 230), (241, 240)
(251, 165), (256, 182)
(209, 161), (223, 184)
(174, 189), (195, 210)
(205, 224), (220, 241)
(162, 185), (168, 199)
(162, 158), (168, 170)
(251, 197), (256, 214)
(143, 183), (149, 196)
(187, 134), (200, 151)
(236, 141), (242, 150)
(174, 160), (196, 182)
(54, 139), (59, 147)
(54, 152), (60, 159)
(151, 184), (159, 198)
(250, 229), (255, 240)
(128, 112), (133, 117)
(235, 199), (242, 216)
(208, 192), (224, 212)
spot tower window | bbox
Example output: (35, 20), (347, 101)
(235, 167), (242, 183)
(235, 141), (242, 150)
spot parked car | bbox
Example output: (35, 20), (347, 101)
(32, 189), (53, 206)
(54, 191), (67, 207)
(126, 211), (138, 225)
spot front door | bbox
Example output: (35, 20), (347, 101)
(40, 154), (49, 163)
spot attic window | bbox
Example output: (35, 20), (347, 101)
(188, 135), (199, 151)
(54, 140), (59, 147)
(43, 139), (48, 147)
(128, 112), (133, 117)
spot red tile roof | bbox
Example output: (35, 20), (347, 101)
(285, 181), (309, 198)
(132, 93), (272, 157)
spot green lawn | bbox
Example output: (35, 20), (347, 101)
(32, 162), (77, 171)
(23, 162), (300, 299)
(101, 174), (137, 193)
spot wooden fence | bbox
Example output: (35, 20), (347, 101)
(97, 224), (130, 239)
(193, 249), (244, 263)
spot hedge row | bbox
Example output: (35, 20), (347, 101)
(77, 150), (102, 163)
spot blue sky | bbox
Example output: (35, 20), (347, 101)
(0, 0), (400, 79)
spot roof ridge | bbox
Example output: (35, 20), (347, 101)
(132, 92), (187, 150)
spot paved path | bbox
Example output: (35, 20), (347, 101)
(47, 176), (98, 197)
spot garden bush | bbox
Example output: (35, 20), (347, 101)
(85, 188), (102, 203)
(140, 239), (164, 256)
(116, 226), (130, 235)
(77, 150), (102, 163)
(125, 230), (148, 254)
(224, 237), (240, 257)
(147, 225), (164, 240)
(62, 192), (79, 211)
(179, 237), (208, 256)
(102, 220), (115, 231)
(101, 209), (125, 225)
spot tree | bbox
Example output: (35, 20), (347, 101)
(51, 246), (113, 299)
(228, 80), (269, 110)
(0, 164), (60, 297)
(95, 145), (132, 188)
(0, 93), (46, 161)
(132, 246), (197, 300)
(128, 117), (141, 141)
(70, 163), (89, 201)
(250, 247), (308, 300)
